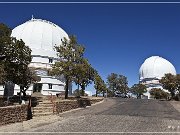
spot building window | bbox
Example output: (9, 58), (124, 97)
(48, 84), (52, 89)
(49, 58), (53, 63)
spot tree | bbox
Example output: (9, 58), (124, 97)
(101, 81), (108, 97)
(51, 35), (85, 99)
(16, 67), (41, 97)
(0, 23), (40, 98)
(107, 73), (118, 96)
(150, 88), (169, 99)
(175, 74), (180, 90)
(131, 84), (147, 99)
(0, 23), (11, 37)
(94, 72), (107, 97)
(116, 75), (128, 95)
(0, 23), (11, 83)
(73, 59), (96, 96)
(107, 73), (128, 96)
(174, 74), (180, 100)
(0, 64), (5, 84)
(160, 73), (176, 99)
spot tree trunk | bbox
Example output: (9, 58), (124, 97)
(19, 85), (23, 104)
(20, 86), (26, 98)
(103, 91), (105, 97)
(22, 89), (26, 97)
(82, 90), (85, 96)
(78, 84), (80, 91)
(171, 92), (175, 100)
(77, 78), (80, 97)
(139, 94), (142, 99)
(65, 78), (69, 99)
(96, 85), (98, 97)
(96, 90), (98, 97)
(137, 93), (141, 99)
(81, 84), (85, 96)
(21, 87), (27, 98)
(113, 85), (115, 97)
(77, 85), (80, 97)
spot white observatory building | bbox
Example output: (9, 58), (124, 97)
(0, 17), (71, 95)
(139, 56), (176, 99)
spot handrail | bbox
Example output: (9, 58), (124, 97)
(48, 92), (56, 114)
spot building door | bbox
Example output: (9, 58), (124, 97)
(33, 83), (42, 93)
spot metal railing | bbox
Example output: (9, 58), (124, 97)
(48, 92), (56, 114)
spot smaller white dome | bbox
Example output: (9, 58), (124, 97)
(139, 56), (176, 80)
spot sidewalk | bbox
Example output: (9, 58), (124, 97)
(0, 115), (62, 132)
(0, 99), (104, 132)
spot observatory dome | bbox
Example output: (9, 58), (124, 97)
(11, 18), (69, 58)
(5, 17), (70, 96)
(139, 56), (176, 81)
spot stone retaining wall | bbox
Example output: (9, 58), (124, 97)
(56, 98), (103, 114)
(56, 101), (79, 113)
(90, 98), (104, 104)
(0, 97), (104, 126)
(0, 105), (28, 126)
(0, 97), (4, 107)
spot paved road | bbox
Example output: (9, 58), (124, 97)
(2, 98), (180, 135)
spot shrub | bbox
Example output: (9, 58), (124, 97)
(150, 88), (170, 99)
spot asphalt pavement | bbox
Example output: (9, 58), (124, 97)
(1, 98), (180, 135)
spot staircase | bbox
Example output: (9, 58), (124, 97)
(31, 93), (56, 117)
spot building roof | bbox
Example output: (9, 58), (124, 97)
(11, 18), (69, 58)
(139, 56), (176, 81)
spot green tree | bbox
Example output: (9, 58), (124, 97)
(0, 23), (11, 37)
(107, 73), (128, 96)
(101, 81), (108, 97)
(0, 23), (11, 83)
(116, 75), (128, 95)
(74, 59), (96, 96)
(175, 74), (180, 89)
(0, 64), (5, 84)
(160, 73), (176, 99)
(131, 84), (147, 99)
(150, 88), (169, 99)
(17, 68), (41, 97)
(94, 72), (107, 97)
(51, 35), (85, 99)
(0, 23), (40, 98)
(107, 73), (118, 96)
(174, 74), (180, 100)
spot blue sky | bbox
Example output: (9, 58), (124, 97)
(1, 2), (180, 93)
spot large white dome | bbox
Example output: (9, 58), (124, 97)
(139, 56), (176, 80)
(11, 18), (69, 58)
